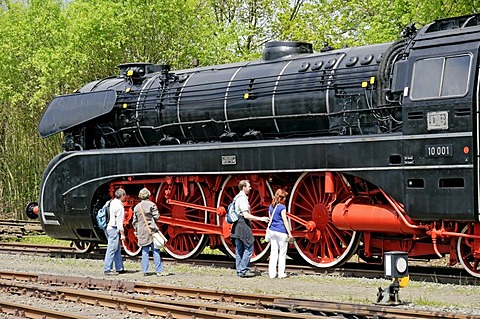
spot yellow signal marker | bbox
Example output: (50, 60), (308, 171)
(398, 275), (409, 288)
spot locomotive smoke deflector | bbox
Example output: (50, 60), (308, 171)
(38, 89), (116, 138)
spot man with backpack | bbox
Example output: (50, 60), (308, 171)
(103, 188), (127, 275)
(230, 180), (269, 278)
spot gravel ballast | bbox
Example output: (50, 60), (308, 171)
(0, 253), (479, 318)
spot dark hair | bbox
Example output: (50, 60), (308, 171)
(271, 188), (288, 207)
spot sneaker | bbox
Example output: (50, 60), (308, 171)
(156, 272), (170, 276)
(239, 271), (256, 278)
(104, 271), (118, 276)
(278, 274), (289, 279)
(117, 269), (126, 274)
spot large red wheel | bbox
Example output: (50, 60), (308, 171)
(216, 176), (273, 262)
(289, 172), (360, 267)
(156, 181), (209, 259)
(122, 208), (141, 256)
(457, 224), (480, 278)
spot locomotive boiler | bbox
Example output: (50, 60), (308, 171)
(27, 13), (480, 277)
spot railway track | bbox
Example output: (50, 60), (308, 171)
(0, 219), (42, 239)
(0, 270), (473, 319)
(0, 241), (475, 286)
(0, 219), (476, 286)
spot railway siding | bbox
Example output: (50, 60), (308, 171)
(0, 252), (478, 317)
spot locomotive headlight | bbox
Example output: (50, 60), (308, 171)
(384, 251), (408, 278)
(126, 66), (146, 84)
(396, 257), (407, 274)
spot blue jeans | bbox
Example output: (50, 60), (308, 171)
(235, 238), (254, 276)
(103, 227), (124, 272)
(141, 243), (164, 274)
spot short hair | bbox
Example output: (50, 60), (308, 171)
(138, 187), (151, 200)
(238, 180), (249, 191)
(114, 188), (126, 199)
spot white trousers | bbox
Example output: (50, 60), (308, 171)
(268, 230), (288, 278)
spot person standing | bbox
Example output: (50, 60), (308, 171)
(230, 180), (269, 278)
(267, 189), (293, 279)
(132, 188), (167, 276)
(103, 188), (126, 275)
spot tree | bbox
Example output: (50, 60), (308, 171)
(1, 0), (480, 219)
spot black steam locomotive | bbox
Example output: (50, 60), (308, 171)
(28, 13), (480, 277)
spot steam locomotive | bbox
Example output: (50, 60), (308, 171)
(27, 13), (480, 277)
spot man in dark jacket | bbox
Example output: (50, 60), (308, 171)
(230, 180), (269, 278)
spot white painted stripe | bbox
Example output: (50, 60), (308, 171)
(59, 164), (474, 196)
(177, 73), (195, 139)
(325, 53), (346, 114)
(272, 61), (293, 133)
(224, 67), (243, 132)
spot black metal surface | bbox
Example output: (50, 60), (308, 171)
(38, 90), (116, 137)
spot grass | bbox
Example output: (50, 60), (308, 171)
(202, 246), (225, 255)
(3, 235), (71, 246)
(413, 295), (448, 307)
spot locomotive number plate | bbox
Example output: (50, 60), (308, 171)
(427, 111), (449, 130)
(425, 144), (453, 157)
(222, 155), (237, 165)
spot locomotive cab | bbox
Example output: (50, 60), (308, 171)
(398, 15), (477, 221)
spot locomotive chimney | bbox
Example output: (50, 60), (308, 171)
(262, 41), (313, 61)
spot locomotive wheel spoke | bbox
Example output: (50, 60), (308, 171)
(156, 182), (208, 259)
(121, 207), (141, 256)
(122, 222), (141, 256)
(217, 176), (273, 262)
(71, 241), (94, 254)
(457, 224), (480, 277)
(289, 172), (360, 268)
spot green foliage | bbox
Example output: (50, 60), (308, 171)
(0, 0), (479, 219)
(5, 235), (70, 246)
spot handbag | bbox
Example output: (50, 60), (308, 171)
(152, 231), (167, 249)
(265, 205), (279, 243)
(139, 202), (168, 249)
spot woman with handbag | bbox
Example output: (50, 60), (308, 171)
(267, 189), (293, 279)
(132, 188), (168, 276)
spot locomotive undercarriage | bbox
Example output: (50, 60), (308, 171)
(76, 171), (480, 277)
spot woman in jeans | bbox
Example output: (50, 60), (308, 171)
(132, 188), (168, 276)
(267, 189), (293, 279)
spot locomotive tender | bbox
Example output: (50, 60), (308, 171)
(28, 14), (480, 276)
